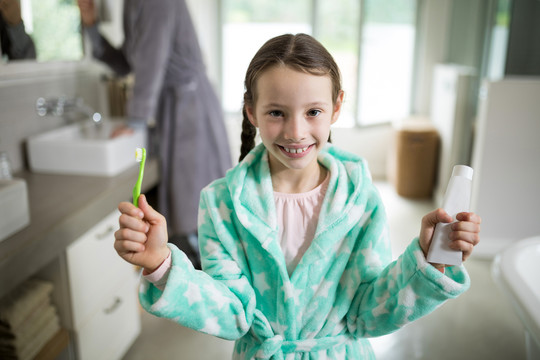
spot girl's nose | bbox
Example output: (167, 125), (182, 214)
(284, 115), (307, 141)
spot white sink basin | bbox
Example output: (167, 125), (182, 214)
(27, 120), (147, 176)
(0, 178), (30, 243)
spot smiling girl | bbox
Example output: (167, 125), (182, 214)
(114, 33), (481, 359)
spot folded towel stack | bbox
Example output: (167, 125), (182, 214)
(0, 279), (61, 360)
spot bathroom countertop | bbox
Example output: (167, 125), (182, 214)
(0, 158), (160, 300)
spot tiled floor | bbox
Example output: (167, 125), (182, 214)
(122, 182), (527, 360)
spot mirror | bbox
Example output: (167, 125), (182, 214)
(1, 0), (83, 62)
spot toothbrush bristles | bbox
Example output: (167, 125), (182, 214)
(135, 148), (144, 162)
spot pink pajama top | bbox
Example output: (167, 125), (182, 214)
(274, 173), (330, 276)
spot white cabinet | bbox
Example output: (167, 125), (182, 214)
(66, 210), (141, 360)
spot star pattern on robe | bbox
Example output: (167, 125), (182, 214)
(237, 210), (253, 228)
(371, 301), (390, 317)
(375, 287), (391, 306)
(183, 282), (202, 306)
(334, 345), (346, 358)
(197, 208), (207, 227)
(204, 239), (221, 258)
(311, 279), (334, 299)
(269, 321), (289, 335)
(339, 267), (359, 300)
(218, 201), (232, 223)
(203, 283), (229, 310)
(398, 286), (420, 308)
(201, 316), (221, 334)
(282, 283), (303, 304)
(253, 272), (271, 295)
(347, 204), (370, 227)
(150, 297), (169, 312)
(332, 238), (351, 257)
(220, 259), (242, 274)
(361, 240), (383, 268)
(331, 190), (348, 212)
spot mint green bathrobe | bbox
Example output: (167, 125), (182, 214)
(139, 144), (470, 359)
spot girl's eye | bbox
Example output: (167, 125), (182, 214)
(269, 110), (284, 117)
(307, 109), (321, 117)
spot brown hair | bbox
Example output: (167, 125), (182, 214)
(239, 33), (342, 162)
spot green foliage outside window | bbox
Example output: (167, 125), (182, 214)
(29, 0), (83, 62)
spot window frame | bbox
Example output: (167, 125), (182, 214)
(220, 0), (422, 128)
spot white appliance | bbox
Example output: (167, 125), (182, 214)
(471, 78), (540, 257)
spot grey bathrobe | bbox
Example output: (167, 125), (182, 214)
(87, 0), (232, 235)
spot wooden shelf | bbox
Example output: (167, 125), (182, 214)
(34, 328), (70, 360)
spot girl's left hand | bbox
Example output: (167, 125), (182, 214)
(419, 208), (481, 267)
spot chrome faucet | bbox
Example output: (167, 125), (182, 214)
(36, 96), (102, 125)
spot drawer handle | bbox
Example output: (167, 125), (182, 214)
(95, 225), (116, 240)
(103, 297), (122, 314)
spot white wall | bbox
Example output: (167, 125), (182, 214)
(186, 0), (221, 90)
(332, 126), (392, 179)
(412, 0), (452, 116)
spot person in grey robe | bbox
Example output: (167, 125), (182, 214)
(0, 0), (36, 60)
(78, 0), (232, 268)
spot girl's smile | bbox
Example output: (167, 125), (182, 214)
(278, 144), (314, 158)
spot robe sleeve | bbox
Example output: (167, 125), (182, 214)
(85, 24), (131, 77)
(124, 0), (175, 122)
(3, 21), (36, 60)
(345, 189), (470, 338)
(85, 0), (174, 125)
(138, 185), (257, 341)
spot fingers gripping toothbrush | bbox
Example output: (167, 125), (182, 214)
(133, 147), (146, 207)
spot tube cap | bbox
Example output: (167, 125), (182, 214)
(452, 165), (473, 180)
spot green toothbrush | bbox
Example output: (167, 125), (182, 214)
(133, 147), (146, 207)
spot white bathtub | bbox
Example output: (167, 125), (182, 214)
(492, 236), (540, 360)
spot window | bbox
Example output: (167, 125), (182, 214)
(222, 0), (419, 127)
(20, 0), (83, 62)
(483, 0), (512, 80)
(356, 0), (417, 127)
(221, 0), (312, 116)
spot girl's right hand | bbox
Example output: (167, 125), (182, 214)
(115, 194), (170, 273)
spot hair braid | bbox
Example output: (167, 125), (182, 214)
(239, 107), (257, 162)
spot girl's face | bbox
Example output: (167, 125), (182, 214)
(246, 65), (343, 176)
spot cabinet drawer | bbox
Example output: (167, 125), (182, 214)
(66, 210), (138, 328)
(75, 280), (141, 360)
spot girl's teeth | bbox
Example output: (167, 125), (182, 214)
(284, 146), (308, 154)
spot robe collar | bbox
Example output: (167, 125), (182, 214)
(225, 143), (374, 272)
